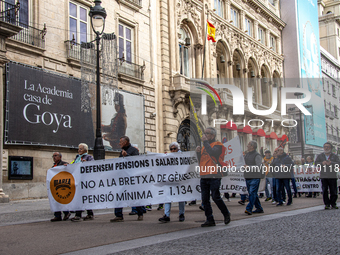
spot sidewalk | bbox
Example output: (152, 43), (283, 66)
(0, 196), (325, 255)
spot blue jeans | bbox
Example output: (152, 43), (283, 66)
(201, 178), (230, 222)
(276, 179), (292, 204)
(265, 177), (274, 198)
(164, 202), (185, 217)
(245, 178), (263, 212)
(291, 178), (298, 194)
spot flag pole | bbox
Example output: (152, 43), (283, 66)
(201, 12), (209, 79)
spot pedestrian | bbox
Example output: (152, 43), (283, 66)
(50, 152), (70, 222)
(244, 141), (264, 215)
(263, 150), (274, 202)
(272, 147), (294, 206)
(159, 142), (185, 223)
(306, 156), (317, 198)
(315, 142), (340, 209)
(70, 143), (95, 221)
(196, 127), (231, 227)
(110, 136), (144, 222)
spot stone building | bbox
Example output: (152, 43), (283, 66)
(158, 0), (286, 154)
(0, 0), (156, 200)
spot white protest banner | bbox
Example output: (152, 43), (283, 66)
(222, 136), (245, 170)
(47, 151), (200, 212)
(293, 165), (322, 192)
(221, 172), (248, 194)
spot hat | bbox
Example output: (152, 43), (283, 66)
(265, 150), (271, 154)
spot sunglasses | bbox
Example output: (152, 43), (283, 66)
(170, 148), (177, 151)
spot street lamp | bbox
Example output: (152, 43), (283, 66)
(89, 0), (107, 160)
(294, 91), (304, 159)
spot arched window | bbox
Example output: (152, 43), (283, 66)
(179, 28), (190, 77)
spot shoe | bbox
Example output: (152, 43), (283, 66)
(293, 194), (297, 198)
(63, 213), (71, 221)
(286, 202), (292, 206)
(259, 194), (264, 198)
(50, 217), (62, 222)
(244, 210), (252, 215)
(189, 201), (196, 206)
(265, 197), (271, 201)
(238, 200), (245, 205)
(199, 205), (205, 211)
(159, 215), (170, 223)
(282, 201), (286, 204)
(129, 211), (137, 215)
(110, 217), (124, 222)
(201, 221), (216, 227)
(83, 215), (94, 220)
(157, 205), (163, 210)
(179, 214), (185, 222)
(331, 205), (339, 209)
(71, 216), (81, 221)
(276, 203), (283, 206)
(252, 209), (264, 213)
(245, 199), (249, 202)
(272, 201), (277, 205)
(146, 205), (152, 211)
(224, 212), (231, 224)
(325, 205), (331, 210)
(137, 215), (143, 221)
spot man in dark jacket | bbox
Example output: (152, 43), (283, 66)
(50, 152), (70, 221)
(110, 136), (144, 222)
(244, 141), (264, 215)
(272, 147), (294, 206)
(315, 142), (340, 209)
(70, 143), (95, 221)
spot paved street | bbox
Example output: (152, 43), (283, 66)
(0, 196), (335, 255)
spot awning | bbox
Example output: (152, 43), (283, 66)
(221, 122), (237, 130)
(265, 132), (278, 139)
(252, 129), (266, 137)
(237, 125), (253, 134)
(278, 134), (289, 141)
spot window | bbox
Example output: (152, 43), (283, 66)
(335, 106), (338, 118)
(337, 28), (339, 36)
(270, 35), (276, 52)
(7, 0), (28, 27)
(258, 26), (265, 44)
(230, 7), (238, 28)
(179, 28), (190, 77)
(327, 81), (330, 94)
(215, 0), (224, 18)
(332, 84), (336, 97)
(119, 23), (133, 63)
(245, 17), (252, 36)
(69, 2), (88, 43)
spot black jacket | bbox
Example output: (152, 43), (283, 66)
(315, 152), (340, 179)
(272, 152), (294, 179)
(119, 144), (139, 157)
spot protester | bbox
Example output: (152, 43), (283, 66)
(159, 142), (185, 223)
(196, 127), (231, 227)
(271, 149), (279, 204)
(272, 147), (294, 206)
(243, 141), (264, 215)
(263, 150), (274, 202)
(111, 136), (144, 222)
(71, 143), (94, 221)
(315, 142), (340, 209)
(50, 152), (70, 222)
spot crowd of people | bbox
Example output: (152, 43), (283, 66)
(50, 129), (339, 227)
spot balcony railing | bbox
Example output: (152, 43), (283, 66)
(118, 60), (145, 80)
(0, 0), (19, 26)
(65, 40), (81, 60)
(11, 23), (46, 48)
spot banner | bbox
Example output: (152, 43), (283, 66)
(47, 151), (201, 211)
(294, 165), (322, 192)
(5, 62), (94, 147)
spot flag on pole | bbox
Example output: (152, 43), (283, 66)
(207, 20), (216, 42)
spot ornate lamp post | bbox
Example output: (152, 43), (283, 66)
(89, 0), (107, 160)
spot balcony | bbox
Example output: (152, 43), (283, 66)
(0, 0), (22, 38)
(118, 60), (145, 83)
(10, 23), (46, 49)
